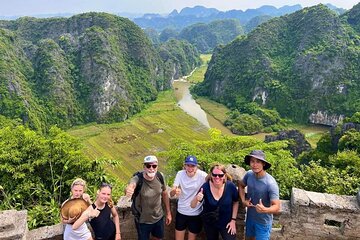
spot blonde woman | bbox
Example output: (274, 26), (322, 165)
(191, 164), (239, 240)
(61, 178), (93, 240)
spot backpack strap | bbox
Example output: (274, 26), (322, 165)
(156, 171), (165, 187)
(131, 171), (144, 201)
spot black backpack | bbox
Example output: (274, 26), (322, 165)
(131, 171), (165, 220)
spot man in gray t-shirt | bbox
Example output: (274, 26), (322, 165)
(126, 155), (172, 240)
(238, 150), (280, 240)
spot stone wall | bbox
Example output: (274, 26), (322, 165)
(1, 188), (359, 240)
(272, 188), (360, 240)
(0, 210), (27, 240)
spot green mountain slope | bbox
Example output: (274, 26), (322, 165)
(0, 12), (200, 131)
(0, 29), (45, 130)
(158, 39), (201, 80)
(194, 4), (360, 125)
(343, 2), (360, 33)
(178, 19), (244, 53)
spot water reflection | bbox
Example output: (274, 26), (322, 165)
(173, 80), (210, 128)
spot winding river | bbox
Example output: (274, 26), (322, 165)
(172, 79), (329, 141)
(172, 79), (235, 136)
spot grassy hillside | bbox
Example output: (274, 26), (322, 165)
(67, 90), (211, 182)
(187, 54), (212, 83)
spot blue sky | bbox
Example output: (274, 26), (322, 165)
(0, 0), (359, 16)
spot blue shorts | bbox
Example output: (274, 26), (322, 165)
(245, 219), (272, 240)
(136, 218), (164, 240)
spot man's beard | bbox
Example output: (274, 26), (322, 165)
(146, 171), (156, 178)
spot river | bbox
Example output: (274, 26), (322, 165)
(172, 79), (330, 141)
(172, 79), (235, 136)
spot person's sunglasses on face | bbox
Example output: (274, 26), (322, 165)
(145, 164), (158, 169)
(211, 173), (225, 178)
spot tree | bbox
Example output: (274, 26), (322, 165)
(0, 125), (121, 229)
(161, 128), (300, 199)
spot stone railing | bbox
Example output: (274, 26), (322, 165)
(272, 188), (360, 240)
(1, 187), (359, 240)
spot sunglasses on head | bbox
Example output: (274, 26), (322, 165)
(211, 173), (225, 178)
(145, 164), (158, 169)
(100, 182), (112, 189)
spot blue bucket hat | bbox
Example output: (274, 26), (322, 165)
(184, 155), (198, 166)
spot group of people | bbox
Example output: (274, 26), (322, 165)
(61, 149), (280, 240)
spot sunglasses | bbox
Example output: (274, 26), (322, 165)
(211, 173), (225, 178)
(145, 164), (158, 169)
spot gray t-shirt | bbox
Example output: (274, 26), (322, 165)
(130, 172), (166, 224)
(243, 170), (279, 225)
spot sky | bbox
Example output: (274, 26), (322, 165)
(0, 0), (359, 16)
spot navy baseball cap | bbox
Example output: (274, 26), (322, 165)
(184, 155), (198, 166)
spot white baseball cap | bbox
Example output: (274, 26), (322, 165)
(143, 155), (158, 164)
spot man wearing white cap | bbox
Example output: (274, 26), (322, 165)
(125, 155), (172, 240)
(170, 155), (207, 240)
(238, 150), (280, 240)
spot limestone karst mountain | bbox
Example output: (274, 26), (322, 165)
(193, 4), (360, 125)
(0, 12), (200, 131)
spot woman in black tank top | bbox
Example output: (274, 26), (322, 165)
(72, 183), (122, 240)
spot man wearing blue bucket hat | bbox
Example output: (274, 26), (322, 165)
(170, 155), (207, 240)
(238, 150), (280, 240)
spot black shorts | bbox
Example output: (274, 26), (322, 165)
(175, 211), (203, 234)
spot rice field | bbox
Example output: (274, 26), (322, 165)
(67, 90), (211, 183)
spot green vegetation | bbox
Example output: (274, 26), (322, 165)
(1, 5), (360, 232)
(224, 103), (286, 135)
(0, 122), (121, 229)
(162, 129), (298, 199)
(187, 54), (212, 83)
(178, 19), (244, 53)
(195, 96), (229, 123)
(194, 5), (360, 123)
(0, 12), (200, 132)
(67, 90), (211, 183)
(159, 28), (178, 42)
(158, 38), (201, 80)
(295, 112), (360, 195)
(163, 113), (360, 199)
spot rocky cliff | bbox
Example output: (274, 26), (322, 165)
(0, 12), (200, 130)
(193, 4), (360, 126)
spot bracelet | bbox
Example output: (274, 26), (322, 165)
(231, 217), (236, 221)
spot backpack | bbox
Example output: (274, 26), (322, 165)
(130, 171), (165, 220)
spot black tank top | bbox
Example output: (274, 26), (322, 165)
(90, 203), (116, 240)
